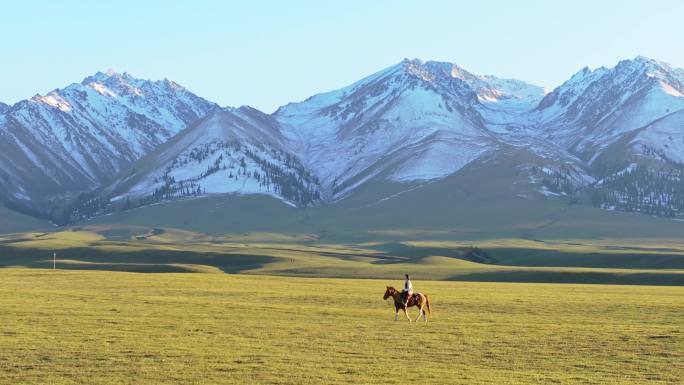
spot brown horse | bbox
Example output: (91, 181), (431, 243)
(383, 286), (431, 323)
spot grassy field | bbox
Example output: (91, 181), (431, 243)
(2, 224), (683, 383)
(0, 269), (682, 384)
(0, 205), (50, 234)
(1, 226), (684, 285)
(80, 160), (684, 243)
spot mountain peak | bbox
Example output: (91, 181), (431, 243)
(0, 68), (218, 204)
(563, 65), (605, 85)
(556, 57), (682, 91)
(614, 56), (684, 93)
(617, 55), (657, 70)
(616, 55), (680, 75)
(630, 55), (672, 68)
(82, 69), (137, 85)
(162, 78), (185, 90)
(399, 59), (467, 81)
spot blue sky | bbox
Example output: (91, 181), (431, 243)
(2, 0), (683, 112)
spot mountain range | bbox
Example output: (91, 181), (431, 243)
(1, 56), (684, 226)
(0, 71), (216, 220)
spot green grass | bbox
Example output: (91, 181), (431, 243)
(0, 204), (51, 234)
(82, 158), (684, 243)
(0, 269), (682, 384)
(2, 226), (684, 285)
(4, 154), (684, 246)
(87, 192), (684, 242)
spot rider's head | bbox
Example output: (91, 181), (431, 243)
(405, 274), (409, 279)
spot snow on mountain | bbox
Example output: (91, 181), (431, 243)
(525, 56), (684, 216)
(273, 59), (583, 200)
(106, 107), (319, 208)
(6, 56), (684, 221)
(0, 70), (217, 201)
(104, 58), (554, 207)
(478, 75), (547, 103)
(630, 109), (684, 164)
(274, 59), (503, 199)
(105, 59), (557, 208)
(534, 56), (684, 161)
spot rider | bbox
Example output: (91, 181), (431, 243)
(402, 274), (413, 307)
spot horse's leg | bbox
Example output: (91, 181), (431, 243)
(414, 306), (423, 323)
(403, 307), (411, 323)
(421, 298), (428, 322)
(394, 308), (399, 321)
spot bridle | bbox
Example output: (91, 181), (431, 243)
(383, 287), (398, 301)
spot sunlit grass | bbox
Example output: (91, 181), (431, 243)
(0, 269), (682, 384)
(1, 227), (684, 284)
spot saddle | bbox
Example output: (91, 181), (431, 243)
(406, 293), (420, 305)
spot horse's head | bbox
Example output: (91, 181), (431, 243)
(383, 286), (395, 300)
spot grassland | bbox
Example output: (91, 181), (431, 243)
(2, 95), (684, 384)
(3, 165), (684, 286)
(2, 226), (684, 285)
(0, 269), (682, 384)
(82, 161), (684, 243)
(0, 205), (50, 234)
(2, 200), (683, 383)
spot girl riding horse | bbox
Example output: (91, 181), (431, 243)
(383, 285), (431, 323)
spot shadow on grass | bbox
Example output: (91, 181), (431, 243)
(366, 242), (496, 264)
(368, 242), (684, 269)
(448, 270), (684, 286)
(0, 246), (278, 274)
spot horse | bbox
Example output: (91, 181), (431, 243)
(383, 286), (431, 323)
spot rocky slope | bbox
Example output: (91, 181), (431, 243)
(4, 56), (684, 223)
(0, 70), (217, 206)
(105, 107), (319, 209)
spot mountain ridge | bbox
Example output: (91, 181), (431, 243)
(0, 70), (217, 208)
(3, 56), (684, 225)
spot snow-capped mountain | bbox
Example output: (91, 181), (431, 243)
(273, 59), (559, 200)
(631, 108), (684, 164)
(87, 59), (594, 214)
(525, 56), (684, 216)
(104, 107), (319, 210)
(534, 56), (684, 162)
(4, 56), (684, 224)
(0, 70), (217, 203)
(97, 59), (575, 214)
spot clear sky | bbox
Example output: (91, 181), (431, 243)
(2, 0), (683, 112)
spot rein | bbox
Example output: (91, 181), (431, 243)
(384, 287), (403, 304)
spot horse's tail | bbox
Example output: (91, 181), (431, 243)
(425, 294), (432, 315)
